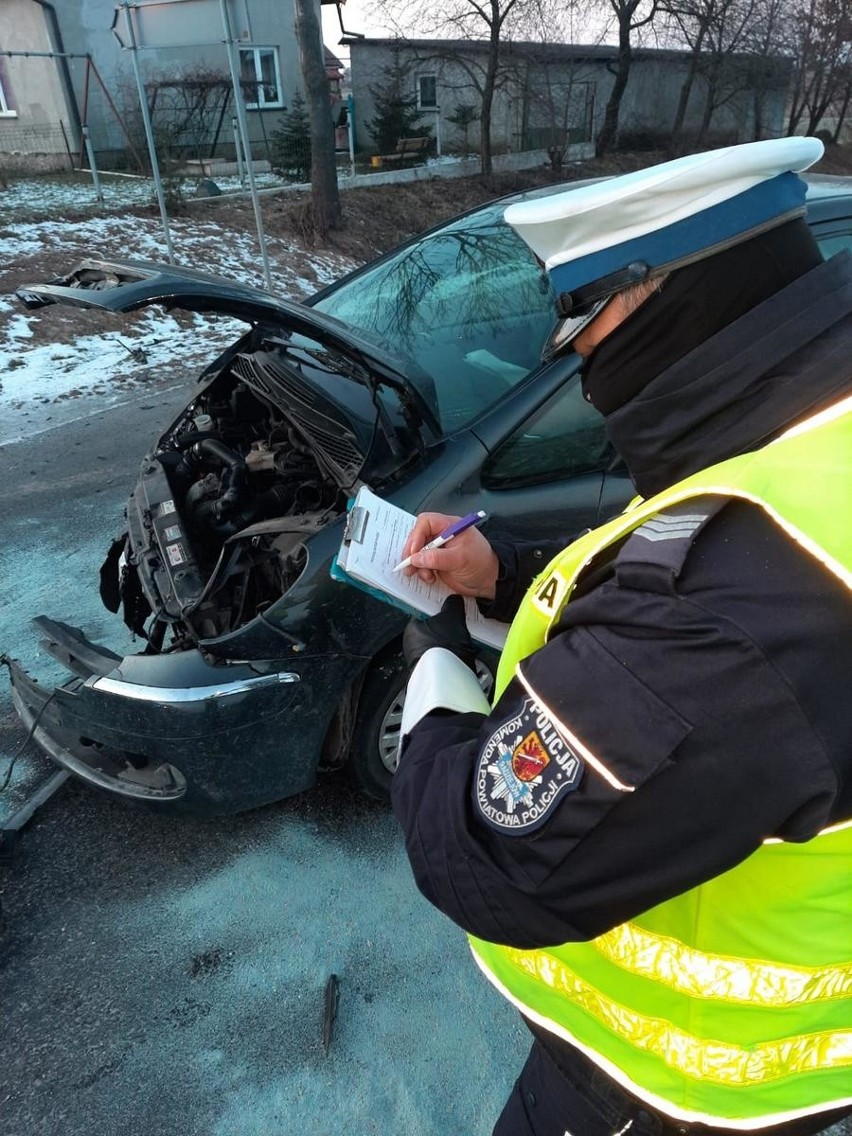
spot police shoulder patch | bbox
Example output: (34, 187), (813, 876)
(474, 698), (584, 834)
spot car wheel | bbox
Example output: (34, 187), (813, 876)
(350, 644), (494, 802)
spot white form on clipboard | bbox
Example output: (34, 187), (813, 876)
(332, 486), (507, 650)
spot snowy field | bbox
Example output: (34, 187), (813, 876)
(0, 176), (358, 447)
(0, 169), (285, 220)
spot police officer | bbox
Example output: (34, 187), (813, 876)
(392, 137), (852, 1136)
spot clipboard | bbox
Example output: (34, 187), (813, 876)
(331, 486), (507, 650)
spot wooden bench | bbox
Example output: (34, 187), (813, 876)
(380, 136), (431, 164)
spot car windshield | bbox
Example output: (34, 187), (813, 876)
(311, 203), (559, 433)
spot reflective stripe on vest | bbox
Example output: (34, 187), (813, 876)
(470, 396), (852, 1129)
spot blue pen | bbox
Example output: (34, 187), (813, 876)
(392, 510), (488, 572)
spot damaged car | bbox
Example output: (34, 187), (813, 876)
(6, 176), (852, 815)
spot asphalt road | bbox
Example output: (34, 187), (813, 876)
(0, 382), (526, 1136)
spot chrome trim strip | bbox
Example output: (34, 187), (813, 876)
(10, 687), (186, 801)
(89, 671), (300, 703)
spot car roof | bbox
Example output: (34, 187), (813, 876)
(805, 173), (852, 197)
(803, 174), (852, 226)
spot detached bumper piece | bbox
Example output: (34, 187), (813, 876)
(7, 617), (306, 813)
(9, 621), (186, 803)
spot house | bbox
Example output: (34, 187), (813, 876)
(348, 38), (792, 159)
(0, 0), (341, 173)
(0, 0), (80, 172)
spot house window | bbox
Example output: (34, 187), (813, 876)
(239, 47), (283, 109)
(0, 71), (16, 117)
(417, 74), (438, 109)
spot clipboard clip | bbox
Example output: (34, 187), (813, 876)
(343, 505), (369, 544)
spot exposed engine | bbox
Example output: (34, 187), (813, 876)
(110, 352), (357, 648)
(166, 392), (341, 552)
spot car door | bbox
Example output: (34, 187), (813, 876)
(465, 353), (634, 544)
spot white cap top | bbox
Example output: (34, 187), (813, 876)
(505, 138), (823, 275)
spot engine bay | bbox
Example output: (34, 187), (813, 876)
(108, 344), (366, 650)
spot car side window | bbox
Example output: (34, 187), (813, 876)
(483, 372), (612, 489)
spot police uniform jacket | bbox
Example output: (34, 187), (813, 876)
(391, 250), (852, 955)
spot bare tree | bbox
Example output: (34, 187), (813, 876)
(658, 0), (759, 150)
(830, 73), (852, 141)
(738, 0), (791, 141)
(517, 5), (604, 165)
(594, 0), (661, 156)
(294, 0), (341, 239)
(369, 0), (573, 175)
(657, 0), (801, 149)
(785, 0), (852, 137)
(518, 45), (598, 167)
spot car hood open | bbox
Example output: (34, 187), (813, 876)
(17, 257), (441, 437)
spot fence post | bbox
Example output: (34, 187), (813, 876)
(232, 115), (245, 187)
(218, 0), (273, 291)
(82, 124), (104, 203)
(119, 0), (175, 263)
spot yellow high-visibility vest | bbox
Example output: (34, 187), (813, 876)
(470, 396), (852, 1129)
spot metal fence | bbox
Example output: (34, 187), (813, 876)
(0, 122), (73, 171)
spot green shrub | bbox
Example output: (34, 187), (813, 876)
(271, 92), (311, 182)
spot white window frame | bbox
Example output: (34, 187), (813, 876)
(416, 73), (438, 110)
(0, 72), (17, 117)
(239, 47), (284, 110)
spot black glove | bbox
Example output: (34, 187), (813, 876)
(402, 594), (478, 672)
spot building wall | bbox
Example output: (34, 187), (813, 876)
(620, 55), (787, 146)
(0, 0), (76, 171)
(349, 40), (790, 159)
(64, 0), (315, 165)
(2, 0), (318, 170)
(516, 55), (604, 151)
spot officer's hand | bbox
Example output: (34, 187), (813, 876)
(403, 595), (478, 672)
(400, 512), (499, 599)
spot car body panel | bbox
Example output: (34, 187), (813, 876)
(8, 619), (357, 811)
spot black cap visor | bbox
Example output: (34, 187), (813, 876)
(543, 297), (609, 359)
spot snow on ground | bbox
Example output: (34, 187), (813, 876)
(0, 308), (239, 445)
(0, 179), (359, 445)
(1, 208), (352, 293)
(0, 170), (284, 220)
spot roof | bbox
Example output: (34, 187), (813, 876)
(324, 45), (345, 70)
(348, 37), (790, 70)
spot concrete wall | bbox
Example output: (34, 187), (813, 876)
(0, 0), (76, 171)
(349, 40), (791, 159)
(622, 54), (788, 146)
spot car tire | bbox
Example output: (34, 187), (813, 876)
(350, 643), (494, 802)
(349, 648), (408, 801)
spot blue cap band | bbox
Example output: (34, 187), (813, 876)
(548, 172), (808, 298)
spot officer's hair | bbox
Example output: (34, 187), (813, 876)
(620, 273), (668, 315)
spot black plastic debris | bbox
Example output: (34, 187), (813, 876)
(323, 973), (340, 1054)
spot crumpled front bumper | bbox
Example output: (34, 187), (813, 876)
(6, 616), (340, 814)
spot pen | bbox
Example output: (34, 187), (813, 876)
(393, 510), (488, 572)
